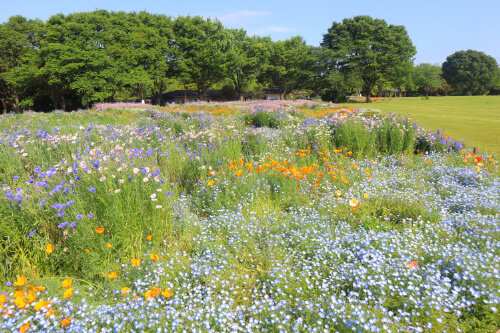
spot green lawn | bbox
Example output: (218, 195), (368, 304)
(346, 96), (500, 157)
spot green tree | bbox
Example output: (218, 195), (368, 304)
(441, 50), (499, 95)
(259, 36), (308, 100)
(172, 16), (232, 99)
(321, 16), (416, 103)
(225, 31), (270, 100)
(0, 16), (42, 112)
(413, 63), (444, 99)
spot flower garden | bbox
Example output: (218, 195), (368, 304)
(0, 100), (499, 332)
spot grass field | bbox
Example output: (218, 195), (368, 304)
(348, 96), (500, 157)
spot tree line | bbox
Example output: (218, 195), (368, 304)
(0, 11), (499, 112)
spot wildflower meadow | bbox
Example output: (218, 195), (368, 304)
(0, 100), (499, 332)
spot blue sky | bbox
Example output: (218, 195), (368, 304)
(2, 0), (499, 65)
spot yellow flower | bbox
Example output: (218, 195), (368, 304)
(349, 198), (359, 207)
(363, 193), (370, 199)
(63, 288), (73, 298)
(108, 271), (117, 279)
(85, 249), (90, 253)
(121, 287), (131, 294)
(0, 294), (6, 304)
(162, 288), (174, 298)
(147, 235), (152, 241)
(150, 253), (160, 261)
(34, 300), (50, 311)
(15, 276), (27, 286)
(235, 170), (243, 176)
(207, 180), (215, 186)
(62, 279), (72, 288)
(131, 258), (142, 266)
(107, 243), (112, 248)
(335, 190), (342, 196)
(15, 296), (27, 309)
(95, 228), (105, 234)
(46, 244), (54, 254)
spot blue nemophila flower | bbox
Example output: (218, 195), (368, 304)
(70, 222), (77, 228)
(88, 213), (94, 218)
(39, 200), (46, 206)
(27, 230), (36, 238)
(76, 214), (83, 220)
(67, 200), (73, 206)
(89, 187), (96, 192)
(58, 222), (69, 228)
(13, 176), (18, 181)
(34, 167), (41, 173)
(58, 211), (65, 217)
(52, 203), (60, 209)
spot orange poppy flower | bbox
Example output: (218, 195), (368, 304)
(408, 261), (418, 270)
(63, 288), (73, 298)
(46, 244), (54, 254)
(162, 288), (174, 298)
(150, 253), (160, 261)
(46, 307), (54, 317)
(147, 235), (152, 241)
(95, 228), (105, 234)
(15, 276), (27, 286)
(121, 287), (131, 294)
(61, 317), (71, 327)
(85, 249), (90, 253)
(131, 258), (142, 266)
(15, 296), (27, 309)
(207, 180), (215, 186)
(107, 243), (112, 248)
(19, 322), (30, 333)
(62, 279), (72, 288)
(108, 271), (117, 279)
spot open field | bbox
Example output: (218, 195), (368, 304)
(348, 96), (500, 157)
(0, 100), (499, 332)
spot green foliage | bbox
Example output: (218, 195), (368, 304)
(413, 63), (444, 98)
(321, 16), (416, 103)
(442, 50), (499, 96)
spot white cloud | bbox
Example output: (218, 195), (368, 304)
(216, 10), (269, 25)
(268, 26), (294, 33)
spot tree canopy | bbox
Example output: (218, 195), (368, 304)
(412, 63), (444, 99)
(321, 16), (416, 102)
(441, 50), (499, 96)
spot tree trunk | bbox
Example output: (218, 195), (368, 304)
(85, 101), (90, 109)
(52, 97), (59, 111)
(1, 99), (8, 114)
(61, 96), (66, 111)
(14, 97), (21, 113)
(425, 92), (429, 100)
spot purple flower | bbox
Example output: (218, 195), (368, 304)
(6, 282), (12, 287)
(76, 214), (83, 220)
(13, 176), (18, 181)
(89, 187), (96, 192)
(70, 222), (77, 228)
(87, 213), (94, 218)
(58, 222), (69, 228)
(34, 167), (41, 173)
(52, 203), (60, 209)
(66, 200), (73, 206)
(27, 230), (36, 238)
(57, 211), (65, 217)
(39, 200), (46, 206)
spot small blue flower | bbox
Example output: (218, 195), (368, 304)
(58, 222), (69, 228)
(70, 222), (77, 228)
(88, 213), (94, 218)
(34, 167), (41, 173)
(39, 200), (46, 206)
(58, 211), (65, 217)
(89, 187), (96, 192)
(27, 230), (36, 238)
(67, 200), (73, 206)
(76, 214), (83, 220)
